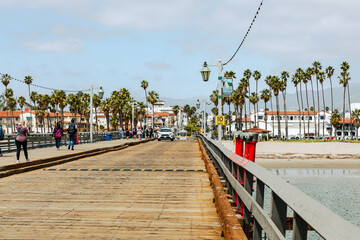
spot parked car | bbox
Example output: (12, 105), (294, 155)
(324, 136), (335, 140)
(157, 128), (174, 141)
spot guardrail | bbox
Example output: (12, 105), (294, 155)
(199, 134), (360, 240)
(0, 131), (124, 153)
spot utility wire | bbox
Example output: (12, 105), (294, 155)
(0, 72), (89, 93)
(223, 0), (265, 66)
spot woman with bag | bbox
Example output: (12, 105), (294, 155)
(53, 121), (63, 150)
(15, 119), (30, 164)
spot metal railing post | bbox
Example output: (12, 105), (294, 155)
(253, 179), (265, 240)
(270, 192), (287, 236)
(292, 212), (308, 240)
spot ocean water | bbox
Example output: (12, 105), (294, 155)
(270, 168), (360, 239)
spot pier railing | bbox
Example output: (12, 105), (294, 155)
(0, 131), (123, 153)
(199, 134), (360, 240)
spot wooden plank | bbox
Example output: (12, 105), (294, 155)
(0, 141), (224, 239)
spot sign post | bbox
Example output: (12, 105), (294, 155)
(215, 115), (226, 125)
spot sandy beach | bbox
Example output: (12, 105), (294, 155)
(222, 141), (360, 168)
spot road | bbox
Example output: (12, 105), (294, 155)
(0, 140), (223, 239)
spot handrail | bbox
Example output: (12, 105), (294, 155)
(199, 134), (360, 240)
(0, 131), (125, 152)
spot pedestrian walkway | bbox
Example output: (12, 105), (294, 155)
(0, 138), (143, 167)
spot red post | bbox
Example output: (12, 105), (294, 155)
(239, 133), (258, 216)
(234, 136), (244, 206)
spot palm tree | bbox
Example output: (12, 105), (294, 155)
(24, 75), (33, 127)
(172, 105), (180, 129)
(243, 69), (252, 123)
(260, 89), (271, 130)
(313, 61), (322, 138)
(1, 74), (11, 131)
(296, 68), (306, 139)
(280, 71), (289, 140)
(5, 88), (14, 132)
(330, 110), (341, 139)
(292, 73), (302, 138)
(306, 67), (317, 138)
(249, 92), (259, 127)
(141, 80), (149, 127)
(303, 70), (312, 139)
(239, 78), (249, 130)
(30, 91), (39, 132)
(147, 90), (159, 129)
(351, 109), (360, 141)
(8, 97), (17, 132)
(317, 71), (326, 137)
(93, 94), (101, 131)
(253, 70), (261, 122)
(268, 76), (282, 139)
(265, 75), (275, 137)
(100, 98), (111, 131)
(18, 96), (26, 120)
(339, 61), (350, 140)
(136, 101), (147, 129)
(325, 66), (335, 113)
(55, 90), (67, 128)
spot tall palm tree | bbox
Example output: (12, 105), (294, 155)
(268, 76), (282, 139)
(318, 71), (326, 137)
(5, 88), (14, 132)
(330, 110), (341, 139)
(172, 105), (180, 129)
(8, 97), (17, 133)
(239, 77), (249, 130)
(351, 109), (360, 141)
(93, 94), (101, 131)
(338, 61), (350, 140)
(141, 80), (149, 127)
(296, 68), (306, 139)
(231, 90), (243, 131)
(306, 67), (317, 138)
(100, 98), (111, 131)
(260, 89), (271, 130)
(325, 66), (335, 114)
(265, 75), (274, 137)
(1, 74), (11, 131)
(292, 72), (302, 138)
(280, 71), (289, 140)
(313, 61), (322, 138)
(249, 92), (259, 127)
(24, 75), (33, 127)
(304, 69), (312, 139)
(18, 96), (26, 120)
(55, 90), (67, 128)
(253, 70), (261, 122)
(147, 90), (159, 129)
(243, 69), (252, 123)
(30, 91), (39, 132)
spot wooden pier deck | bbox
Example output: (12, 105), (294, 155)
(0, 140), (224, 239)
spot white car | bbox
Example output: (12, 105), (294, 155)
(158, 128), (174, 141)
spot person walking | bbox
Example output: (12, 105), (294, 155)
(0, 125), (5, 157)
(149, 127), (153, 138)
(125, 129), (130, 140)
(52, 121), (63, 150)
(15, 119), (30, 164)
(67, 118), (77, 150)
(145, 128), (149, 139)
(137, 128), (142, 139)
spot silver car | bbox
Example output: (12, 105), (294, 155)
(157, 128), (174, 141)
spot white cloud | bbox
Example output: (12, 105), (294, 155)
(21, 39), (85, 53)
(145, 61), (173, 70)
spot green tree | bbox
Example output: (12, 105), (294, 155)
(260, 89), (271, 130)
(268, 76), (282, 139)
(239, 77), (249, 130)
(249, 92), (259, 127)
(330, 110), (341, 138)
(306, 67), (317, 138)
(318, 71), (326, 137)
(292, 72), (302, 139)
(351, 109), (360, 141)
(280, 71), (289, 140)
(172, 105), (180, 129)
(100, 98), (111, 131)
(338, 61), (350, 140)
(141, 80), (149, 127)
(1, 74), (11, 130)
(147, 90), (159, 129)
(313, 61), (322, 138)
(253, 70), (261, 122)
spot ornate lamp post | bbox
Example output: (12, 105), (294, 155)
(90, 85), (104, 143)
(201, 60), (223, 144)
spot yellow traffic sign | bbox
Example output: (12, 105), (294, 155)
(215, 115), (226, 125)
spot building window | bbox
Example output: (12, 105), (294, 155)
(271, 116), (274, 120)
(16, 117), (20, 121)
(320, 116), (324, 120)
(26, 117), (32, 121)
(309, 116), (312, 120)
(290, 116), (294, 121)
(258, 116), (263, 120)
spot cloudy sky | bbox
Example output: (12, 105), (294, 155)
(1, 0), (359, 105)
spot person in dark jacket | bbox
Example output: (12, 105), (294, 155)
(53, 121), (63, 150)
(67, 118), (77, 150)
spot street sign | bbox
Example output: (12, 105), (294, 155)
(215, 115), (225, 125)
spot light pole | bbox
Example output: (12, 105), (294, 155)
(197, 98), (211, 135)
(132, 101), (136, 130)
(90, 85), (104, 143)
(201, 60), (223, 144)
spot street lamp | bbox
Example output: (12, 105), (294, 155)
(200, 60), (223, 144)
(196, 99), (200, 109)
(90, 85), (104, 143)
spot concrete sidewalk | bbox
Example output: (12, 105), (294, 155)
(0, 138), (144, 167)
